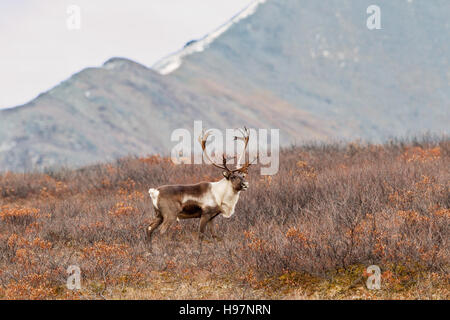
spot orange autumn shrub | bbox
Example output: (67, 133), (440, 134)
(0, 137), (448, 299)
(0, 206), (40, 225)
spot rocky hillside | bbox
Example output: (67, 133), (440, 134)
(0, 0), (449, 171)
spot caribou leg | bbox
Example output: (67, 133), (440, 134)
(197, 208), (221, 251)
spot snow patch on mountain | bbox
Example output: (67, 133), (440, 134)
(152, 0), (266, 75)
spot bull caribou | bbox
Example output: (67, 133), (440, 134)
(146, 128), (254, 246)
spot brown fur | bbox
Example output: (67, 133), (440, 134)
(146, 182), (223, 245)
(158, 182), (211, 201)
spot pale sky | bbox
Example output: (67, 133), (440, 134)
(0, 0), (254, 109)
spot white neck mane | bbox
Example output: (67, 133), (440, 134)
(211, 178), (240, 218)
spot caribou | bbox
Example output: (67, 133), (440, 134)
(146, 128), (255, 246)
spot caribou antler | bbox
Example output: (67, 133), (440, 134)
(199, 128), (256, 174)
(198, 130), (232, 171)
(233, 127), (256, 174)
(234, 127), (250, 171)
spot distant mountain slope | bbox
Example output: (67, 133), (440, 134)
(1, 0), (449, 171)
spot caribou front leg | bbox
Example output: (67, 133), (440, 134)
(208, 220), (217, 238)
(207, 211), (222, 240)
(198, 207), (221, 250)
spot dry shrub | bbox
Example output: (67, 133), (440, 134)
(0, 206), (40, 225)
(0, 137), (448, 299)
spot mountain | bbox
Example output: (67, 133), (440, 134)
(1, 0), (449, 171)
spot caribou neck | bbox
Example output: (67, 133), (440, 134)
(211, 178), (240, 218)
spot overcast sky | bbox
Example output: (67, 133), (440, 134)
(0, 0), (253, 109)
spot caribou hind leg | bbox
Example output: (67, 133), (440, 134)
(146, 197), (179, 243)
(156, 199), (181, 240)
(146, 208), (163, 250)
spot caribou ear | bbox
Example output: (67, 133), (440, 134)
(223, 171), (231, 179)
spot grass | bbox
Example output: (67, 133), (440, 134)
(0, 137), (449, 299)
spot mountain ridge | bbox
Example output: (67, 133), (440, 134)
(0, 0), (449, 171)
